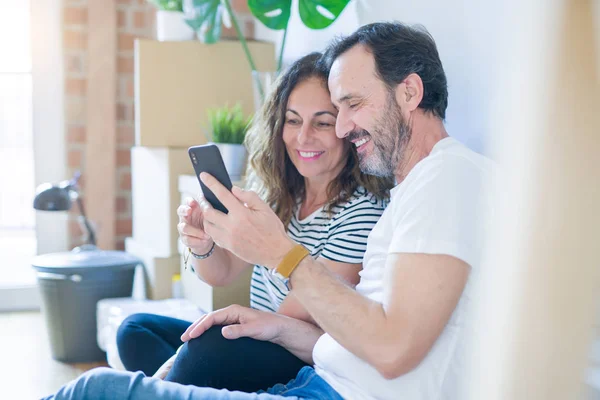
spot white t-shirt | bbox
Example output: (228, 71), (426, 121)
(313, 137), (496, 400)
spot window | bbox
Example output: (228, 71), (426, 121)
(0, 1), (37, 287)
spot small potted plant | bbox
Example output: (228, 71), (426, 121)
(149, 0), (195, 41)
(207, 104), (252, 181)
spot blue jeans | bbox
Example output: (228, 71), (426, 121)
(42, 366), (343, 400)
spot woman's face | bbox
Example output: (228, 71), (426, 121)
(282, 77), (347, 184)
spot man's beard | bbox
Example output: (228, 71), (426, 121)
(347, 94), (411, 177)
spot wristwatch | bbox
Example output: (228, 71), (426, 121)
(273, 244), (310, 278)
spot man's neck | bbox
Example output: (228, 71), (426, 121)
(395, 117), (448, 183)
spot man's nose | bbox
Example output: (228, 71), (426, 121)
(335, 110), (354, 139)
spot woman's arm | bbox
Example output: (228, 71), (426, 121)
(189, 246), (252, 287)
(178, 197), (252, 286)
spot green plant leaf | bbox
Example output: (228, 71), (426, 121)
(184, 0), (224, 43)
(149, 0), (184, 12)
(248, 0), (292, 30)
(207, 104), (252, 144)
(298, 0), (350, 29)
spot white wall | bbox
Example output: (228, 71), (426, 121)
(355, 1), (506, 154)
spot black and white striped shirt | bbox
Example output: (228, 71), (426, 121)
(250, 187), (388, 313)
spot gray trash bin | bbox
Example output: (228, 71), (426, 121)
(32, 247), (140, 363)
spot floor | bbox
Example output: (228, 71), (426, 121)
(0, 311), (107, 399)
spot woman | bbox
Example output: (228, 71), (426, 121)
(116, 52), (393, 392)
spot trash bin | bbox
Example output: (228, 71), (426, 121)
(32, 247), (140, 363)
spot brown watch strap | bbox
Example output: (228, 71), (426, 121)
(275, 244), (310, 278)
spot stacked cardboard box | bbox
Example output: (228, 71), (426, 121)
(128, 39), (274, 303)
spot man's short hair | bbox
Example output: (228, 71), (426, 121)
(322, 22), (448, 120)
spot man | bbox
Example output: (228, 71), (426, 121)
(45, 22), (494, 400)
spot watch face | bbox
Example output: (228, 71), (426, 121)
(269, 268), (290, 287)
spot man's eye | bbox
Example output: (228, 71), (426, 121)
(348, 103), (359, 109)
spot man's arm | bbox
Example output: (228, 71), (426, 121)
(277, 258), (362, 325)
(199, 174), (470, 379)
(289, 253), (469, 379)
(270, 314), (325, 364)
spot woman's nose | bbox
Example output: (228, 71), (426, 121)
(297, 124), (312, 145)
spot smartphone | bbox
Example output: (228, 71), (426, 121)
(188, 144), (233, 214)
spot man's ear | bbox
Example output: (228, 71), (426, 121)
(394, 73), (424, 112)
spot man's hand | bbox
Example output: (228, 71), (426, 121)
(199, 173), (295, 269)
(180, 305), (284, 343)
(180, 305), (324, 364)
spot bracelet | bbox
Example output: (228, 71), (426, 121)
(190, 242), (216, 260)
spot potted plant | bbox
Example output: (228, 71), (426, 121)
(149, 0), (195, 41)
(184, 0), (350, 106)
(207, 104), (252, 181)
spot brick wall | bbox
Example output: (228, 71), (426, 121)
(63, 0), (88, 249)
(63, 0), (255, 250)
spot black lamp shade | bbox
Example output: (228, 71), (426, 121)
(33, 184), (73, 211)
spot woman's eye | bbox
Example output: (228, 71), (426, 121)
(286, 119), (300, 125)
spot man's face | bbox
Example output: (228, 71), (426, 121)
(328, 45), (411, 177)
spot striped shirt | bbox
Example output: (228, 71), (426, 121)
(250, 187), (388, 313)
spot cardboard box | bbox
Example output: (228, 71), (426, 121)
(125, 237), (181, 300)
(179, 253), (252, 312)
(135, 39), (276, 147)
(131, 147), (197, 257)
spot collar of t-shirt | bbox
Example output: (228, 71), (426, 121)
(390, 136), (457, 196)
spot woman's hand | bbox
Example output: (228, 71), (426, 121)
(177, 196), (214, 255)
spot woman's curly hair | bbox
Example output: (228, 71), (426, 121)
(244, 52), (394, 227)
